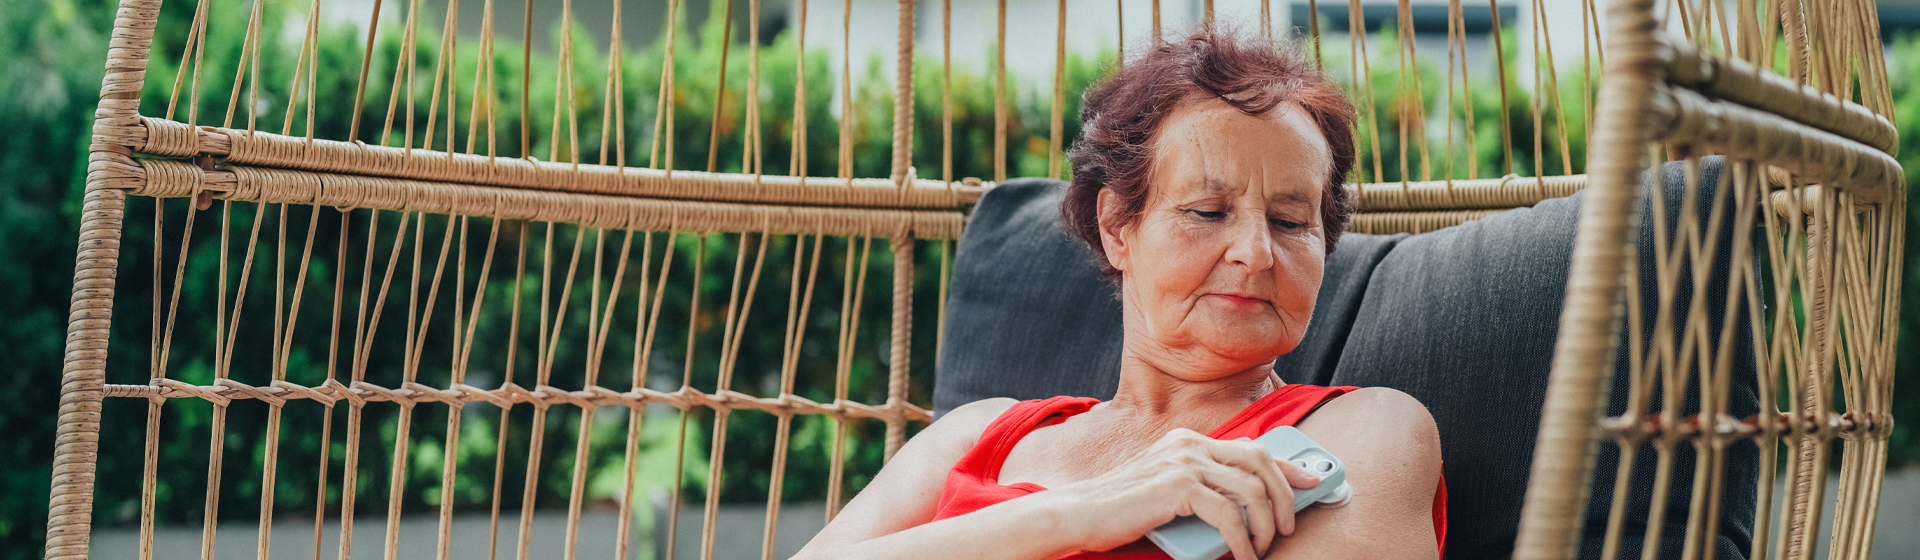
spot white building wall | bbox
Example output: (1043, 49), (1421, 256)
(789, 0), (1605, 99)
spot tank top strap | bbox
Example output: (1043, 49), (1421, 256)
(1207, 384), (1359, 439)
(969, 396), (1100, 483)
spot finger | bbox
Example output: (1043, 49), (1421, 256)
(1193, 461), (1276, 556)
(1210, 439), (1301, 539)
(1268, 458), (1318, 536)
(1275, 457), (1323, 490)
(1190, 488), (1259, 560)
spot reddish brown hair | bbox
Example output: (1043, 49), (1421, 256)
(1062, 24), (1358, 278)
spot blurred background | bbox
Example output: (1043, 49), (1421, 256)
(1, 0), (1916, 557)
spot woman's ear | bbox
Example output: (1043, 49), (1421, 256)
(1096, 188), (1131, 273)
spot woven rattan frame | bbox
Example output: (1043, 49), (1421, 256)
(49, 1), (1902, 559)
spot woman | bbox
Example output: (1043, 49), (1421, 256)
(796, 26), (1444, 560)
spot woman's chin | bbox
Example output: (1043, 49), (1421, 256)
(1191, 332), (1296, 366)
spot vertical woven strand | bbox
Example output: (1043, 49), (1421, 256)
(1151, 0), (1160, 44)
(1510, 0), (1660, 557)
(1048, 0), (1066, 180)
(892, 0), (915, 188)
(1531, 0), (1575, 177)
(1308, 0), (1322, 66)
(313, 211), (350, 560)
(942, 0), (953, 186)
(417, 0), (459, 154)
(143, 167), (202, 560)
(346, 0), (387, 141)
(706, 0), (735, 173)
(203, 200), (268, 560)
(702, 230), (773, 560)
(340, 210), (414, 560)
(518, 223), (586, 560)
(745, 0), (763, 178)
(1348, 0), (1385, 184)
(388, 215), (460, 560)
(1696, 158), (1763, 560)
(664, 234), (706, 560)
(789, 0), (810, 181)
(884, 235), (913, 461)
(936, 238), (951, 383)
(1260, 0), (1270, 42)
(1738, 162), (1780, 560)
(438, 218), (500, 560)
(279, 0), (322, 138)
(762, 233), (823, 560)
(1785, 189), (1838, 560)
(564, 230), (633, 560)
(1393, 0), (1431, 182)
(256, 203), (322, 560)
(993, 0), (1007, 182)
(433, 217), (469, 560)
(381, 215), (425, 560)
(376, 0), (422, 149)
(839, 0), (853, 183)
(483, 224), (529, 560)
(825, 235), (874, 521)
(615, 231), (668, 560)
(1488, 0), (1515, 176)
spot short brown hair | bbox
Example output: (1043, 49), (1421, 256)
(1062, 24), (1358, 278)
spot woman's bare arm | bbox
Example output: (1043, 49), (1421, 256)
(795, 398), (1091, 560)
(797, 396), (1332, 560)
(1268, 387), (1445, 559)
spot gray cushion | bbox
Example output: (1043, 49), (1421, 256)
(1334, 157), (1756, 559)
(933, 158), (1756, 559)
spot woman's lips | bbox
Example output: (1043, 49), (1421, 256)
(1208, 293), (1269, 306)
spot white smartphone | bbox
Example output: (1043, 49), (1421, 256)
(1144, 426), (1354, 560)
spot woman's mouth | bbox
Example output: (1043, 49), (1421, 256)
(1208, 293), (1269, 306)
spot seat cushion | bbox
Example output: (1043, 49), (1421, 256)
(933, 159), (1757, 559)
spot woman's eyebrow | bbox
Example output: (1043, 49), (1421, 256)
(1202, 177), (1239, 196)
(1267, 190), (1315, 206)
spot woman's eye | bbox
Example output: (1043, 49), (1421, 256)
(1187, 209), (1228, 221)
(1270, 218), (1306, 230)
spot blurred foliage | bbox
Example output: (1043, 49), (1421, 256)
(2, 0), (1917, 557)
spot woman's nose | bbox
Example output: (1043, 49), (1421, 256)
(1223, 215), (1275, 271)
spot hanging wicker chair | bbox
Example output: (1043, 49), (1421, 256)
(45, 0), (1900, 558)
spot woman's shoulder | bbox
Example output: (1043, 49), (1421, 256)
(941, 397), (1023, 430)
(1297, 386), (1441, 469)
(1314, 386), (1435, 429)
(918, 397), (1023, 451)
(922, 395), (1105, 454)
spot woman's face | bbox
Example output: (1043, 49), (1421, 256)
(1098, 98), (1330, 378)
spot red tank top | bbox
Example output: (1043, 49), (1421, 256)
(931, 385), (1446, 558)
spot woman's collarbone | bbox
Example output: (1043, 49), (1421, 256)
(1000, 419), (1157, 488)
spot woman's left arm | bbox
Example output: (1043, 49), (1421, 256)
(1273, 387), (1445, 559)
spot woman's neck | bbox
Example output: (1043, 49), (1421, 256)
(1102, 350), (1280, 431)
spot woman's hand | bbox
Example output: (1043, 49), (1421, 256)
(1048, 428), (1322, 559)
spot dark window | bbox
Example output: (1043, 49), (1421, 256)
(1290, 2), (1520, 35)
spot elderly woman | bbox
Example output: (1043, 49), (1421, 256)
(797, 26), (1444, 560)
